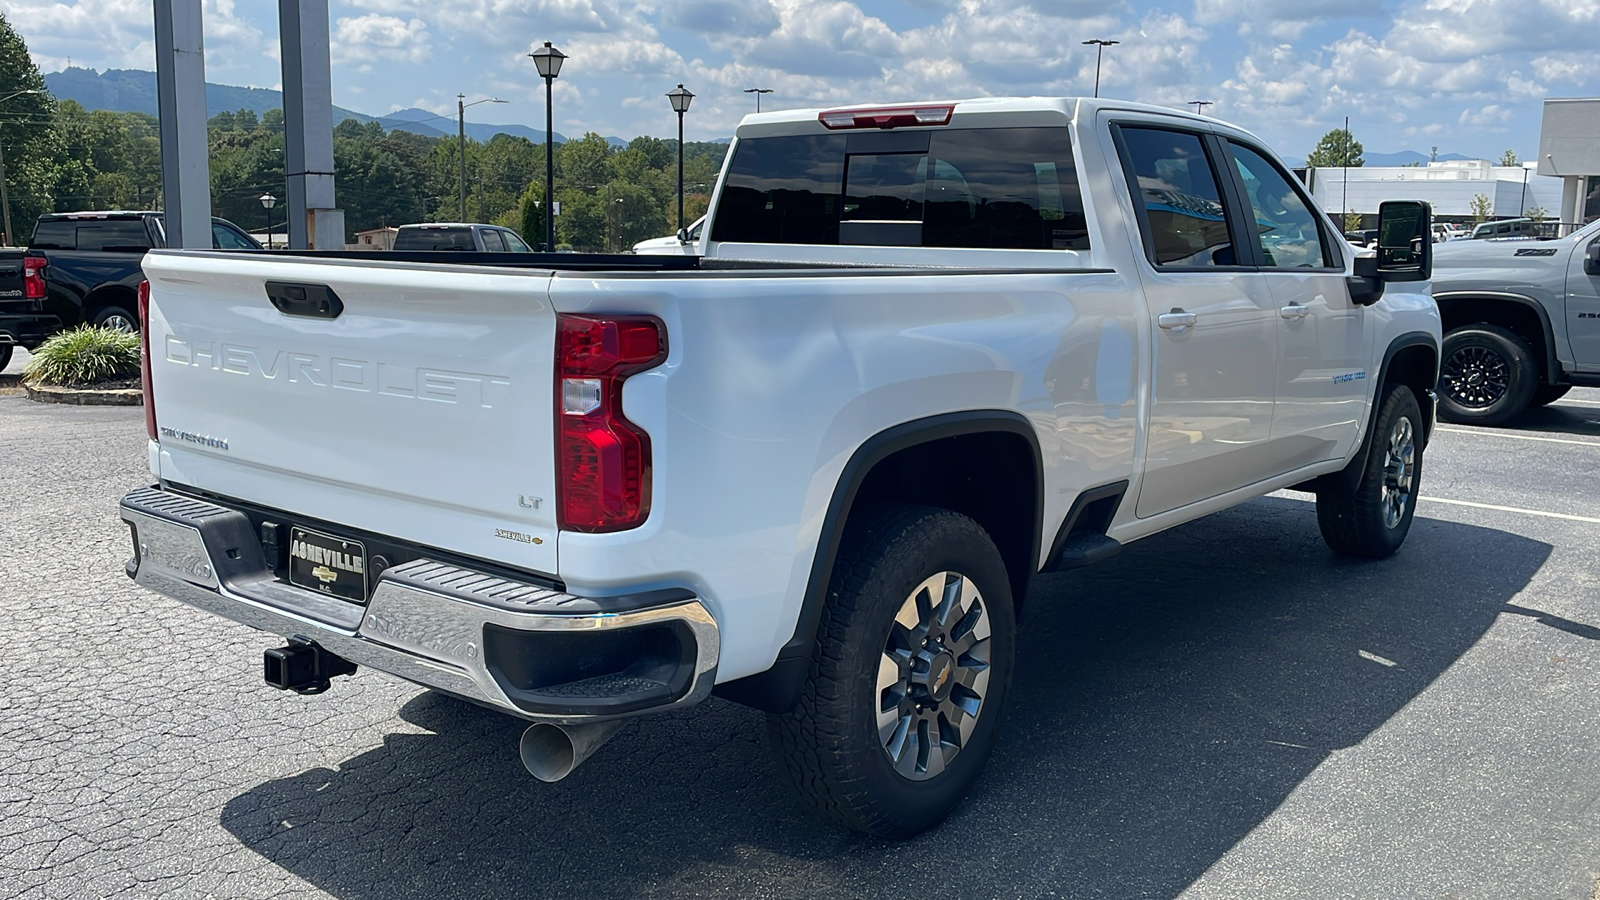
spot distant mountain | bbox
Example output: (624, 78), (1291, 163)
(45, 67), (373, 126)
(42, 68), (611, 145)
(1364, 150), (1474, 167)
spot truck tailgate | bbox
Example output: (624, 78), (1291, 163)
(141, 251), (561, 576)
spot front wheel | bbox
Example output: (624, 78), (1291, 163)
(769, 504), (1016, 838)
(1436, 324), (1537, 426)
(1316, 385), (1423, 559)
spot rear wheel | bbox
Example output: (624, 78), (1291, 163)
(1436, 324), (1537, 426)
(0, 344), (12, 372)
(92, 306), (137, 334)
(769, 504), (1016, 838)
(1316, 385), (1423, 559)
(1532, 384), (1571, 407)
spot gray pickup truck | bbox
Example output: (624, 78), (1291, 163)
(1430, 218), (1600, 424)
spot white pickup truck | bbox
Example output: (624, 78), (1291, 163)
(121, 97), (1441, 837)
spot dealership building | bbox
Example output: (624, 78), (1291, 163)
(1303, 97), (1600, 227)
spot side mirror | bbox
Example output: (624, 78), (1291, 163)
(676, 228), (689, 243)
(1585, 240), (1600, 277)
(1348, 200), (1432, 306)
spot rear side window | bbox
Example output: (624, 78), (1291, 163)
(1118, 127), (1235, 267)
(480, 229), (506, 251)
(712, 127), (1089, 250)
(393, 227), (476, 251)
(30, 221), (75, 249)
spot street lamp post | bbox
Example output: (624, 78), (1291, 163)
(1082, 39), (1119, 98)
(742, 88), (772, 113)
(529, 41), (567, 251)
(1189, 100), (1213, 115)
(458, 94), (508, 222)
(0, 89), (42, 247)
(666, 84), (695, 237)
(259, 193), (277, 248)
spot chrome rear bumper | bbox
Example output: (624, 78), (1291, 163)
(119, 486), (718, 724)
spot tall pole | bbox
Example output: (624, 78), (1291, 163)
(1082, 39), (1118, 98)
(0, 139), (11, 248)
(457, 94), (466, 222)
(1341, 116), (1350, 232)
(676, 109), (685, 234)
(544, 76), (555, 251)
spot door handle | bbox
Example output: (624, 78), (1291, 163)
(1157, 309), (1198, 331)
(1279, 303), (1309, 320)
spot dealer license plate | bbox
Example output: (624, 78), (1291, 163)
(287, 525), (368, 603)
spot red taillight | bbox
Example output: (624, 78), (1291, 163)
(555, 314), (667, 533)
(22, 254), (46, 299)
(138, 280), (156, 441)
(818, 104), (954, 130)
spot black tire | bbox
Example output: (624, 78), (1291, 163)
(1532, 384), (1571, 407)
(91, 306), (138, 334)
(1316, 385), (1423, 559)
(1436, 324), (1537, 426)
(769, 504), (1016, 838)
(0, 344), (12, 373)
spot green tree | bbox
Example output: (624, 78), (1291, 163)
(0, 11), (63, 244)
(1525, 205), (1548, 223)
(1470, 193), (1492, 223)
(516, 183), (545, 248)
(1498, 149), (1519, 167)
(1307, 128), (1364, 168)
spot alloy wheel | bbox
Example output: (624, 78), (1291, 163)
(1381, 416), (1415, 529)
(1440, 345), (1508, 408)
(99, 314), (136, 334)
(876, 571), (992, 781)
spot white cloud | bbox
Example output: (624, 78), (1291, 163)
(333, 15), (432, 65)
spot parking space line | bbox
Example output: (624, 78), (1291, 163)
(1553, 399), (1600, 408)
(1435, 427), (1600, 448)
(1420, 496), (1600, 525)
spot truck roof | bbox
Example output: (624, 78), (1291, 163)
(37, 210), (160, 220)
(733, 96), (1218, 139)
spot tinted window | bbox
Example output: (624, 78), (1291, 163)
(30, 221), (75, 249)
(711, 127), (1088, 250)
(393, 227), (476, 250)
(1228, 142), (1329, 268)
(712, 134), (845, 245)
(76, 220), (153, 251)
(502, 230), (532, 252)
(480, 229), (506, 251)
(1120, 128), (1234, 267)
(212, 222), (258, 250)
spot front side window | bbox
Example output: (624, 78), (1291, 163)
(1227, 142), (1330, 269)
(502, 230), (532, 252)
(710, 127), (1089, 250)
(212, 223), (257, 250)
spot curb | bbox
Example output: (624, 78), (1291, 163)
(23, 383), (143, 406)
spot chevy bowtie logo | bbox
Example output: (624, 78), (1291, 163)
(311, 565), (339, 584)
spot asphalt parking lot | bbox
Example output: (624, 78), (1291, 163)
(4, 353), (1600, 899)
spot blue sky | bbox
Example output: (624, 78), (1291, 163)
(5, 0), (1597, 162)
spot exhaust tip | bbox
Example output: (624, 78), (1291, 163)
(519, 723), (579, 782)
(519, 719), (628, 783)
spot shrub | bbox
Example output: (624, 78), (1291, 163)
(24, 326), (142, 387)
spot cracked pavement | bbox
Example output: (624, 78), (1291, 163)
(4, 376), (1600, 899)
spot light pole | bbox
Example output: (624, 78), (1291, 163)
(1082, 39), (1119, 98)
(743, 88), (772, 113)
(529, 41), (566, 251)
(0, 89), (41, 247)
(1189, 100), (1213, 115)
(259, 193), (276, 248)
(666, 84), (695, 236)
(458, 94), (507, 222)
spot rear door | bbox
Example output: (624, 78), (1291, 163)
(141, 252), (562, 575)
(1110, 121), (1279, 518)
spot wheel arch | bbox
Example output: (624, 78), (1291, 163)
(1433, 291), (1559, 385)
(1378, 331), (1440, 446)
(83, 284), (139, 326)
(713, 410), (1043, 713)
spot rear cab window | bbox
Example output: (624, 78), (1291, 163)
(711, 127), (1089, 252)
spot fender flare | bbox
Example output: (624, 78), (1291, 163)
(712, 409), (1043, 713)
(1432, 290), (1559, 384)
